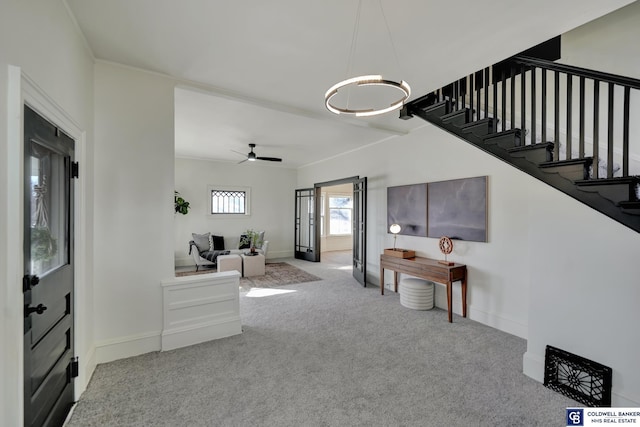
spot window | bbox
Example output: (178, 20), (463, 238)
(208, 186), (251, 215)
(329, 195), (352, 235)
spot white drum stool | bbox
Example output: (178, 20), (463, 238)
(217, 254), (242, 275)
(399, 278), (435, 310)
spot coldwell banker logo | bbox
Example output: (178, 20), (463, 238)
(567, 408), (584, 426)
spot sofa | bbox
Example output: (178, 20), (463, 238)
(189, 232), (269, 271)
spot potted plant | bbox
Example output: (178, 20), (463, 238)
(31, 226), (58, 261)
(240, 229), (262, 253)
(174, 191), (190, 215)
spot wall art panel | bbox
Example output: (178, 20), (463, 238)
(427, 176), (487, 242)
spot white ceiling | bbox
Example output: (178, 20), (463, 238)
(65, 0), (635, 168)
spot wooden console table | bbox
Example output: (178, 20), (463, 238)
(379, 254), (467, 323)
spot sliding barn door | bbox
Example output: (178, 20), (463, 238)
(294, 188), (320, 262)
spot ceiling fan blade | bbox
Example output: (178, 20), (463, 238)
(231, 149), (246, 157)
(257, 156), (282, 162)
(237, 158), (248, 164)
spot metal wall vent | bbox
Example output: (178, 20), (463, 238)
(544, 345), (612, 407)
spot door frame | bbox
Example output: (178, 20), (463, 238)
(313, 176), (366, 284)
(4, 66), (90, 425)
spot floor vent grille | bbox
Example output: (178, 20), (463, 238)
(544, 345), (612, 407)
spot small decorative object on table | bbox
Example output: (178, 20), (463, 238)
(384, 223), (415, 258)
(438, 236), (454, 265)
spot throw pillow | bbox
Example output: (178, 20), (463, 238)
(212, 235), (225, 250)
(255, 230), (265, 247)
(239, 234), (250, 249)
(192, 232), (211, 252)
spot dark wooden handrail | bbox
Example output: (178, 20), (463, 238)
(412, 52), (640, 181)
(403, 49), (640, 233)
(513, 56), (640, 90)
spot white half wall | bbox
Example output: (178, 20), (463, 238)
(174, 158), (297, 265)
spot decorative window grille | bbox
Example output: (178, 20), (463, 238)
(211, 190), (246, 214)
(544, 345), (612, 407)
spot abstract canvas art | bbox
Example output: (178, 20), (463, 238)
(387, 183), (428, 236)
(427, 176), (487, 242)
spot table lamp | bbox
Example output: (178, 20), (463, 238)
(384, 224), (415, 258)
(389, 224), (401, 250)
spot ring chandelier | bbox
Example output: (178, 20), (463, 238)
(324, 0), (410, 117)
(324, 75), (411, 117)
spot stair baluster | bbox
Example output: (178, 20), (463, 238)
(401, 54), (640, 232)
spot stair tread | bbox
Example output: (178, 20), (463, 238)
(540, 157), (593, 168)
(575, 176), (640, 186)
(410, 92), (438, 109)
(459, 117), (494, 130)
(619, 201), (640, 207)
(441, 108), (470, 121)
(422, 100), (450, 113)
(482, 128), (521, 140)
(508, 142), (553, 153)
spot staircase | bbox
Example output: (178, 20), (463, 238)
(400, 55), (640, 233)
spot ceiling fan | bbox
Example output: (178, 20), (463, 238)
(233, 143), (282, 163)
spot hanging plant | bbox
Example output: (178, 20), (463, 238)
(31, 226), (58, 261)
(175, 191), (190, 215)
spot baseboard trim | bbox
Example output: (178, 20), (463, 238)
(467, 306), (527, 339)
(95, 331), (161, 364)
(75, 346), (97, 399)
(611, 391), (640, 407)
(523, 350), (545, 382)
(161, 316), (242, 352)
(433, 291), (527, 338)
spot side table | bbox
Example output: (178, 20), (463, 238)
(241, 253), (265, 277)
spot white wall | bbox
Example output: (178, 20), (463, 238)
(0, 1), (95, 425)
(93, 62), (175, 362)
(174, 158), (297, 264)
(297, 6), (640, 405)
(560, 1), (640, 78)
(522, 2), (640, 406)
(298, 126), (535, 337)
(560, 0), (640, 176)
(298, 119), (640, 405)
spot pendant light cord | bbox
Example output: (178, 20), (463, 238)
(324, 0), (411, 117)
(345, 0), (363, 108)
(378, 0), (404, 77)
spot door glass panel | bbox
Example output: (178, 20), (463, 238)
(296, 190), (314, 251)
(30, 141), (68, 276)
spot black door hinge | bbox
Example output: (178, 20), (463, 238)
(70, 357), (79, 378)
(71, 161), (79, 179)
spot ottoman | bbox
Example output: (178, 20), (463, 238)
(241, 253), (265, 277)
(217, 254), (242, 275)
(399, 278), (435, 310)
